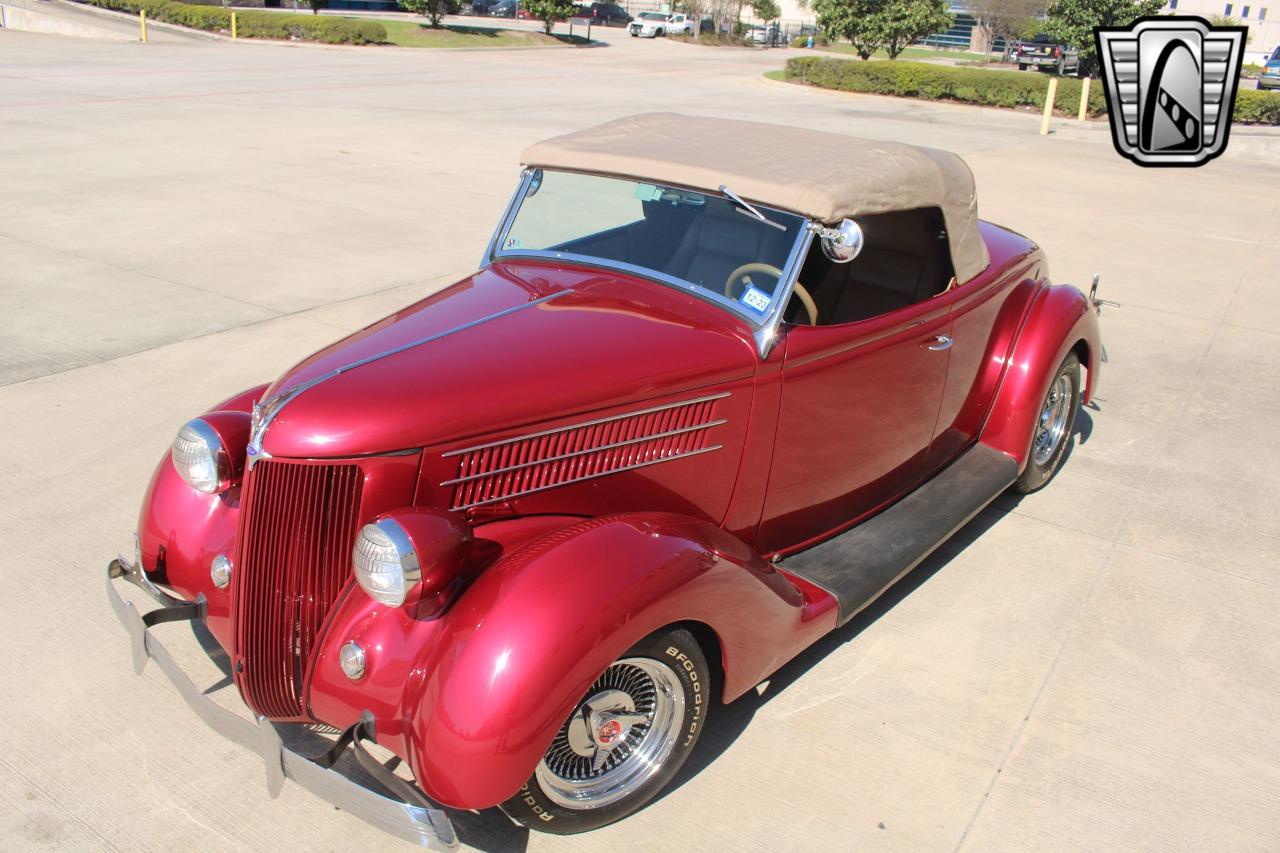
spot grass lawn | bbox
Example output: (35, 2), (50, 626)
(764, 69), (786, 81)
(812, 44), (994, 63)
(375, 21), (588, 47)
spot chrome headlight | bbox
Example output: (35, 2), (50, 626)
(352, 519), (420, 607)
(171, 418), (232, 494)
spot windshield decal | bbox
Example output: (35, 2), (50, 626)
(739, 285), (772, 314)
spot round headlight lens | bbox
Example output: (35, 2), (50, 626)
(171, 419), (229, 494)
(352, 520), (420, 607)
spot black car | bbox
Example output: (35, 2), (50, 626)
(578, 2), (631, 25)
(1014, 34), (1081, 76)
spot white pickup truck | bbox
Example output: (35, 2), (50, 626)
(628, 11), (693, 37)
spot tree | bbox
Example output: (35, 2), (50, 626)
(967, 0), (1045, 57)
(876, 0), (953, 58)
(1207, 14), (1253, 44)
(398, 0), (450, 27)
(677, 0), (708, 34)
(1044, 0), (1163, 69)
(522, 0), (576, 33)
(750, 0), (780, 21)
(811, 0), (883, 58)
(308, 0), (328, 14)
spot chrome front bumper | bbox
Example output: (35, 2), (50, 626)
(105, 559), (459, 850)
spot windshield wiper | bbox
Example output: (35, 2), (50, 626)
(719, 184), (788, 232)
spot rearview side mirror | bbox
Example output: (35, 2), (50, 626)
(819, 218), (863, 263)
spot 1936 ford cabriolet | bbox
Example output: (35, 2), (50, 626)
(106, 114), (1104, 847)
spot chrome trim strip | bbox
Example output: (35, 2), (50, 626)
(105, 560), (459, 850)
(440, 418), (728, 486)
(442, 391), (731, 457)
(754, 223), (815, 360)
(448, 444), (723, 511)
(481, 168), (533, 267)
(249, 291), (571, 462)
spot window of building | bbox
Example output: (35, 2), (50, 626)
(1243, 5), (1250, 15)
(1259, 6), (1266, 18)
(1169, 0), (1178, 7)
(1224, 2), (1233, 13)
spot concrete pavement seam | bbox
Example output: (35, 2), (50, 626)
(954, 193), (1269, 851)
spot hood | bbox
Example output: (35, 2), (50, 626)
(258, 261), (758, 459)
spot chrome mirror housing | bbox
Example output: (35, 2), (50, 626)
(818, 218), (863, 263)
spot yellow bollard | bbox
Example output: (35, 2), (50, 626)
(1040, 77), (1058, 136)
(1078, 76), (1091, 121)
(139, 8), (148, 42)
(231, 10), (237, 38)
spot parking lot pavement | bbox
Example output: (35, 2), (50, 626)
(2, 28), (1279, 853)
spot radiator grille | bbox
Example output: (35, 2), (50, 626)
(443, 393), (728, 511)
(233, 460), (363, 719)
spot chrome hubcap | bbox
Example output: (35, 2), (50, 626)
(1032, 374), (1073, 466)
(535, 658), (685, 810)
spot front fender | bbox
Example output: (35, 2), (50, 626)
(392, 512), (830, 810)
(136, 383), (269, 652)
(980, 284), (1102, 468)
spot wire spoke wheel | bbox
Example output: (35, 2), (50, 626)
(535, 657), (686, 810)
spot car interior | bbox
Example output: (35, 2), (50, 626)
(788, 207), (957, 326)
(551, 196), (956, 328)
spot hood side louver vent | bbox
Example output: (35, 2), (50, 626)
(442, 392), (729, 511)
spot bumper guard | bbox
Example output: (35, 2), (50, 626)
(105, 558), (459, 850)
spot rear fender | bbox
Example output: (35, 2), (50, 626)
(980, 284), (1102, 468)
(402, 512), (832, 810)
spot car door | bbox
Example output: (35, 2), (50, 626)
(756, 297), (952, 554)
(924, 264), (1037, 471)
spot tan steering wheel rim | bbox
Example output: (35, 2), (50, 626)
(723, 263), (818, 326)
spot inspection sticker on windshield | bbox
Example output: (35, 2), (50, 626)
(739, 285), (772, 314)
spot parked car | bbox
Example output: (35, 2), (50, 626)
(1015, 34), (1080, 75)
(628, 11), (668, 36)
(749, 22), (785, 45)
(488, 0), (516, 16)
(106, 114), (1104, 845)
(628, 11), (692, 36)
(577, 1), (630, 26)
(1260, 59), (1280, 90)
(467, 0), (498, 14)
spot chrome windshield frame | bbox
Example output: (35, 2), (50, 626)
(483, 169), (810, 358)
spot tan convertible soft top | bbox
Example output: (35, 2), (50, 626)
(521, 113), (989, 283)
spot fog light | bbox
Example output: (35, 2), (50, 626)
(210, 554), (233, 589)
(339, 641), (366, 681)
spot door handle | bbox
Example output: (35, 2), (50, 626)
(927, 335), (953, 351)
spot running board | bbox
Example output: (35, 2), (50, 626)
(780, 444), (1018, 626)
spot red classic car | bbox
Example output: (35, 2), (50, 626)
(107, 114), (1104, 847)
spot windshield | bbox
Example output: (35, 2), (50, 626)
(639, 12), (665, 19)
(497, 170), (806, 324)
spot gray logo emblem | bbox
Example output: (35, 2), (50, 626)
(1095, 16), (1247, 167)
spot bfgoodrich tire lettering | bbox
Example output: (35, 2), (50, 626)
(500, 627), (709, 834)
(1014, 351), (1081, 493)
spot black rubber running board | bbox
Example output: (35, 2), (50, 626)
(780, 444), (1018, 626)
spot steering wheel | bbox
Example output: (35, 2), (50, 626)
(723, 263), (818, 326)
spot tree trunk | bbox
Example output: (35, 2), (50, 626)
(971, 21), (993, 54)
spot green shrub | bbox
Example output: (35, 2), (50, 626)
(784, 57), (1108, 116)
(68, 0), (386, 43)
(784, 57), (1280, 125)
(1234, 89), (1280, 124)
